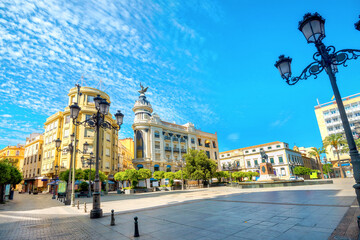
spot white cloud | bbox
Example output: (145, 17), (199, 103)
(227, 133), (240, 141)
(0, 114), (12, 118)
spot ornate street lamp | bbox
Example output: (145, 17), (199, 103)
(55, 138), (87, 205)
(275, 12), (360, 220)
(176, 158), (186, 190)
(52, 165), (59, 199)
(355, 16), (360, 31)
(70, 96), (123, 218)
(82, 153), (95, 197)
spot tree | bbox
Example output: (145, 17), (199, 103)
(294, 166), (312, 176)
(138, 169), (152, 188)
(323, 133), (347, 178)
(308, 147), (326, 179)
(184, 150), (217, 184)
(164, 172), (175, 186)
(9, 167), (22, 187)
(174, 170), (188, 180)
(214, 171), (229, 182)
(79, 182), (89, 192)
(59, 169), (83, 182)
(153, 171), (165, 180)
(323, 163), (334, 177)
(124, 169), (139, 188)
(0, 162), (11, 204)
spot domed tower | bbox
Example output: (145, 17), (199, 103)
(132, 83), (153, 123)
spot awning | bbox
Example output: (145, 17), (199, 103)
(41, 179), (48, 182)
(75, 180), (81, 185)
(108, 180), (115, 184)
(48, 180), (59, 185)
(150, 178), (158, 181)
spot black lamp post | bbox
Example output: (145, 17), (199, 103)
(275, 12), (360, 222)
(224, 161), (238, 185)
(176, 158), (186, 190)
(70, 94), (124, 219)
(55, 137), (88, 205)
(355, 16), (360, 31)
(52, 165), (59, 199)
(82, 153), (95, 197)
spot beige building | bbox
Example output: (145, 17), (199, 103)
(118, 138), (134, 171)
(41, 86), (118, 180)
(132, 86), (219, 172)
(314, 93), (359, 177)
(220, 141), (304, 179)
(22, 133), (46, 192)
(315, 93), (360, 162)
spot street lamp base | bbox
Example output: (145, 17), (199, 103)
(52, 195), (56, 199)
(64, 200), (71, 206)
(90, 208), (103, 219)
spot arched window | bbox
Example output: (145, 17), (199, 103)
(136, 130), (144, 158)
(137, 164), (143, 170)
(166, 165), (171, 172)
(154, 131), (160, 138)
(154, 164), (160, 172)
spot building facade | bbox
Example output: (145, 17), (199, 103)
(41, 86), (119, 180)
(118, 138), (134, 171)
(22, 133), (45, 192)
(132, 86), (219, 172)
(0, 144), (25, 171)
(314, 93), (360, 177)
(220, 141), (304, 179)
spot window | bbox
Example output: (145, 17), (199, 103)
(7, 150), (9, 155)
(227, 153), (230, 157)
(247, 161), (251, 167)
(16, 150), (20, 156)
(331, 110), (336, 114)
(154, 131), (160, 138)
(155, 142), (160, 149)
(105, 162), (110, 169)
(333, 118), (338, 122)
(268, 146), (272, 150)
(206, 151), (210, 158)
(214, 152), (217, 160)
(106, 148), (110, 157)
(324, 111), (329, 116)
(84, 128), (94, 137)
(64, 129), (69, 138)
(270, 158), (274, 164)
(198, 139), (202, 146)
(355, 113), (360, 117)
(245, 150), (249, 153)
(254, 160), (258, 166)
(279, 156), (283, 163)
(328, 127), (333, 131)
(262, 158), (265, 163)
(281, 167), (286, 176)
(106, 133), (110, 141)
(205, 140), (210, 148)
(252, 149), (256, 152)
(87, 95), (94, 103)
(276, 145), (281, 148)
(213, 141), (216, 148)
(65, 115), (70, 124)
(326, 120), (331, 124)
(191, 138), (195, 144)
(353, 104), (358, 108)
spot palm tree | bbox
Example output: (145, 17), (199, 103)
(308, 147), (326, 179)
(323, 134), (347, 178)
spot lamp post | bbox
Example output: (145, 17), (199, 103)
(224, 161), (237, 185)
(82, 153), (95, 197)
(275, 12), (360, 220)
(55, 137), (88, 205)
(355, 16), (360, 31)
(70, 94), (124, 219)
(176, 158), (186, 190)
(52, 165), (59, 199)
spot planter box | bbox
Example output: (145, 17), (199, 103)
(125, 189), (135, 194)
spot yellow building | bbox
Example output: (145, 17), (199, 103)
(132, 85), (219, 172)
(22, 133), (46, 192)
(314, 93), (359, 177)
(0, 144), (25, 171)
(41, 86), (119, 180)
(118, 138), (134, 171)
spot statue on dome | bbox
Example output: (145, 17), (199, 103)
(138, 83), (148, 95)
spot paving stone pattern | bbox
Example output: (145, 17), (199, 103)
(0, 178), (357, 240)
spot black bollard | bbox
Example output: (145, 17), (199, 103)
(110, 210), (115, 226)
(134, 216), (140, 237)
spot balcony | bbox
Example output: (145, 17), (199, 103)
(180, 139), (186, 143)
(173, 137), (179, 141)
(173, 148), (180, 152)
(164, 136), (171, 140)
(165, 147), (172, 151)
(181, 149), (187, 153)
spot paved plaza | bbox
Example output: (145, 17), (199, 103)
(0, 178), (358, 240)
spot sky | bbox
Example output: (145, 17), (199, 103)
(0, 0), (360, 152)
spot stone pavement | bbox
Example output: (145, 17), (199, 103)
(0, 178), (358, 240)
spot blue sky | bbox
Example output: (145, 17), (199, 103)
(0, 0), (360, 152)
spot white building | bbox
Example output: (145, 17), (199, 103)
(132, 85), (219, 172)
(220, 141), (303, 179)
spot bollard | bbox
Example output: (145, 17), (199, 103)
(134, 216), (140, 237)
(110, 209), (115, 226)
(84, 202), (87, 213)
(77, 200), (80, 209)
